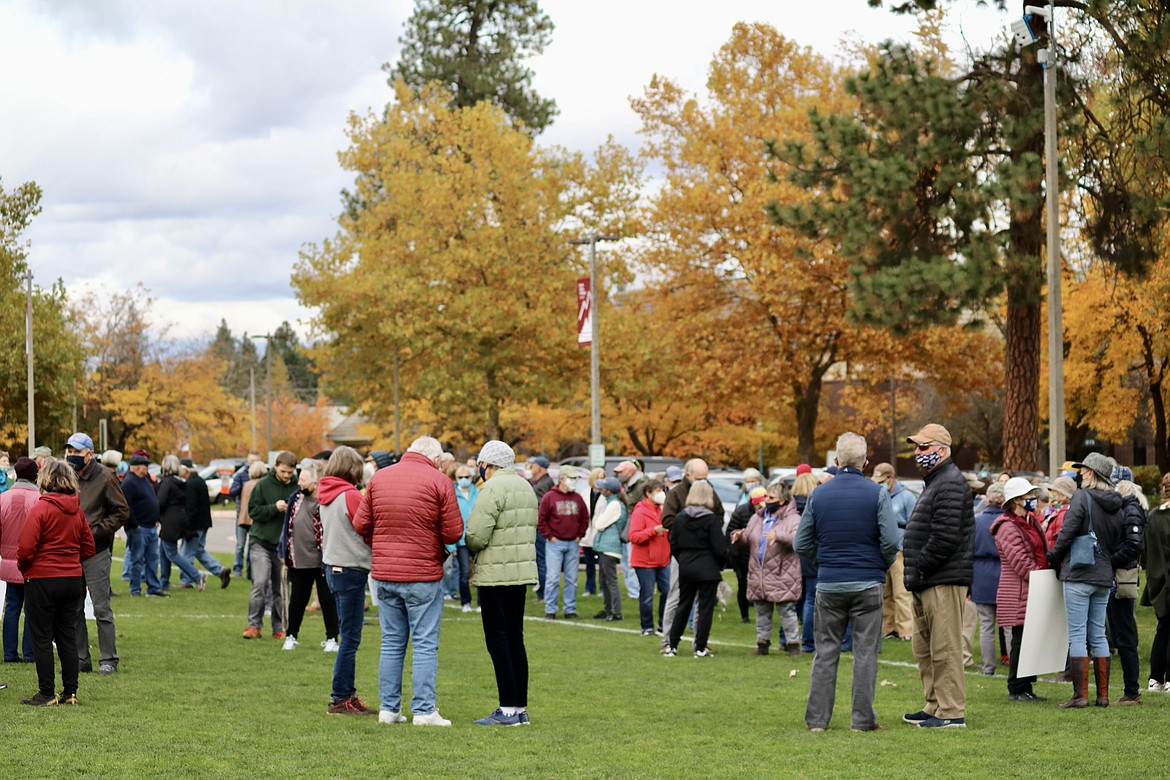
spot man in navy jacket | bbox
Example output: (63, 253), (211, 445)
(796, 432), (898, 733)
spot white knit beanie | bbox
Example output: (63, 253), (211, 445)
(477, 440), (515, 469)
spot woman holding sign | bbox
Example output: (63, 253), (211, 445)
(991, 478), (1048, 702)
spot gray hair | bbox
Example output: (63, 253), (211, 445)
(100, 450), (123, 469)
(835, 432), (868, 469)
(248, 460), (268, 480)
(299, 459), (323, 484)
(407, 436), (443, 461)
(161, 454), (182, 478)
(1116, 480), (1149, 511)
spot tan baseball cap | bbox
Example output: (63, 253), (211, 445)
(871, 462), (896, 483)
(906, 423), (952, 447)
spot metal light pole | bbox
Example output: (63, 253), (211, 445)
(24, 270), (35, 452)
(252, 334), (273, 456)
(249, 366), (257, 452)
(1039, 4), (1065, 477)
(570, 234), (619, 454)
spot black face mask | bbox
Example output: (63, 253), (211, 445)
(765, 501), (782, 513)
(478, 465), (488, 482)
(66, 455), (86, 472)
(1074, 473), (1083, 489)
(300, 487), (313, 496)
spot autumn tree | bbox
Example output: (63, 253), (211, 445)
(0, 177), (86, 452)
(296, 84), (639, 448)
(386, 0), (557, 134)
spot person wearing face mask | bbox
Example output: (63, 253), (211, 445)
(278, 460), (339, 652)
(629, 478), (671, 636)
(449, 466), (479, 612)
(990, 478), (1048, 702)
(527, 457), (554, 603)
(590, 478), (628, 622)
(726, 488), (767, 625)
(1042, 477), (1077, 549)
(537, 467), (589, 619)
(660, 459), (721, 649)
(664, 480), (729, 658)
(64, 432), (128, 676)
(732, 482), (802, 656)
(901, 423), (974, 729)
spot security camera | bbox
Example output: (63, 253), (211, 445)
(1011, 17), (1038, 46)
(1013, 6), (1050, 47)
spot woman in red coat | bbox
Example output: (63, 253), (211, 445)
(16, 458), (96, 706)
(990, 477), (1048, 703)
(628, 479), (669, 637)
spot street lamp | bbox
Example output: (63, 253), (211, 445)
(24, 269), (35, 452)
(251, 333), (273, 457)
(569, 234), (619, 463)
(1014, 3), (1065, 477)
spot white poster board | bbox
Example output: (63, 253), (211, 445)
(1016, 569), (1069, 678)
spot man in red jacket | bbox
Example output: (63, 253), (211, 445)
(537, 467), (588, 620)
(352, 435), (463, 727)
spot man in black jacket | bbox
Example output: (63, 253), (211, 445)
(180, 460), (231, 589)
(901, 423), (974, 729)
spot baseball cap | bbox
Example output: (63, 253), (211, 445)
(906, 423), (952, 447)
(871, 462), (896, 483)
(66, 432), (94, 451)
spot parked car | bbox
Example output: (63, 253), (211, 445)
(557, 455), (685, 480)
(200, 458), (245, 504)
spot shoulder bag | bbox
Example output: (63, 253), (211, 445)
(1069, 494), (1098, 570)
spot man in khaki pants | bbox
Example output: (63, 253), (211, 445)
(900, 424), (974, 729)
(871, 463), (916, 641)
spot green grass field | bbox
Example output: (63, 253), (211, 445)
(1, 544), (1164, 779)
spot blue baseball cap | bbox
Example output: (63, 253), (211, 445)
(529, 456), (550, 469)
(66, 432), (94, 451)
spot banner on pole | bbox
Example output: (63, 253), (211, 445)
(576, 276), (592, 346)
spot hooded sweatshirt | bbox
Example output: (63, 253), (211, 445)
(17, 492), (97, 579)
(318, 475), (371, 571)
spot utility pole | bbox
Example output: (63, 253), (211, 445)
(249, 366), (257, 452)
(569, 234), (619, 464)
(24, 270), (35, 452)
(393, 344), (401, 453)
(1042, 7), (1065, 478)
(252, 334), (273, 457)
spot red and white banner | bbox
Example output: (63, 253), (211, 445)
(576, 276), (593, 346)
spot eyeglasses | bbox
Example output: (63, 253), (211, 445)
(915, 443), (938, 452)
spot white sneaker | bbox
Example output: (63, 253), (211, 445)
(378, 710), (407, 724)
(282, 635), (298, 651)
(461, 604), (473, 613)
(322, 638), (340, 653)
(1149, 678), (1160, 692)
(412, 710), (451, 726)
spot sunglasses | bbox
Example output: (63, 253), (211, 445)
(915, 443), (939, 452)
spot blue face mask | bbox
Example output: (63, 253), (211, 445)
(478, 465), (488, 482)
(1023, 498), (1038, 513)
(457, 477), (472, 489)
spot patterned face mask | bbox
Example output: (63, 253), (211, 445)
(914, 451), (942, 473)
(1023, 498), (1038, 513)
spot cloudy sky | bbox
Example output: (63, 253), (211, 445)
(0, 0), (1007, 341)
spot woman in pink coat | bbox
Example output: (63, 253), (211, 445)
(732, 481), (802, 656)
(991, 477), (1049, 703)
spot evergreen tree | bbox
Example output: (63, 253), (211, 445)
(270, 321), (318, 404)
(385, 0), (557, 134)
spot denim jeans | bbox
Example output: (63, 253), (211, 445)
(325, 566), (368, 702)
(806, 584), (883, 730)
(582, 547), (597, 595)
(3, 582), (34, 661)
(1064, 580), (1110, 658)
(452, 547), (471, 605)
(802, 577), (817, 651)
(181, 529), (224, 584)
(634, 565), (670, 631)
(233, 525), (249, 576)
(129, 524), (163, 596)
(543, 539), (580, 615)
(622, 542), (639, 598)
(247, 542), (284, 632)
(160, 537), (203, 587)
(376, 579), (444, 715)
(121, 530), (133, 580)
(534, 535), (546, 599)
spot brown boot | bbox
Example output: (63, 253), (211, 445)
(1093, 657), (1111, 707)
(1059, 657), (1089, 709)
(755, 641), (770, 656)
(785, 642), (802, 657)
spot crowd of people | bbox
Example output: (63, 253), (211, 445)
(0, 421), (1166, 731)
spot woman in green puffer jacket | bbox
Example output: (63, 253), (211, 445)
(465, 440), (538, 727)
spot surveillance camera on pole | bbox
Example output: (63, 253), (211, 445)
(1012, 5), (1051, 48)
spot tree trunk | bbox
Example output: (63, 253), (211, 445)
(1139, 327), (1169, 473)
(793, 377), (823, 465)
(1002, 300), (1040, 470)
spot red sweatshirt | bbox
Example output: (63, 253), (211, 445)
(17, 492), (96, 579)
(537, 488), (589, 541)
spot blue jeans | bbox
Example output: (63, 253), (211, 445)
(543, 539), (580, 615)
(802, 576), (852, 652)
(181, 529), (224, 584)
(635, 565), (671, 631)
(160, 537), (203, 587)
(375, 579), (444, 715)
(534, 535), (546, 599)
(325, 566), (369, 702)
(451, 547), (471, 605)
(622, 543), (639, 598)
(233, 525), (249, 575)
(121, 531), (133, 580)
(3, 582), (34, 661)
(130, 525), (163, 596)
(1064, 580), (1110, 658)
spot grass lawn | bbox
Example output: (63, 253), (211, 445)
(1, 543), (1164, 778)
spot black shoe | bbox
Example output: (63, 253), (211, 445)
(593, 611), (610, 620)
(543, 613), (557, 620)
(883, 631), (900, 640)
(21, 692), (58, 706)
(219, 569), (232, 589)
(1009, 692), (1046, 702)
(563, 612), (579, 620)
(903, 710), (930, 724)
(79, 663), (92, 674)
(605, 615), (623, 622)
(58, 691), (79, 705)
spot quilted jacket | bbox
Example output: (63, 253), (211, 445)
(465, 470), (538, 587)
(903, 459), (974, 592)
(352, 451), (463, 582)
(735, 499), (802, 603)
(991, 511), (1047, 627)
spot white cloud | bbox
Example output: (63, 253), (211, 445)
(2, 0), (1009, 340)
